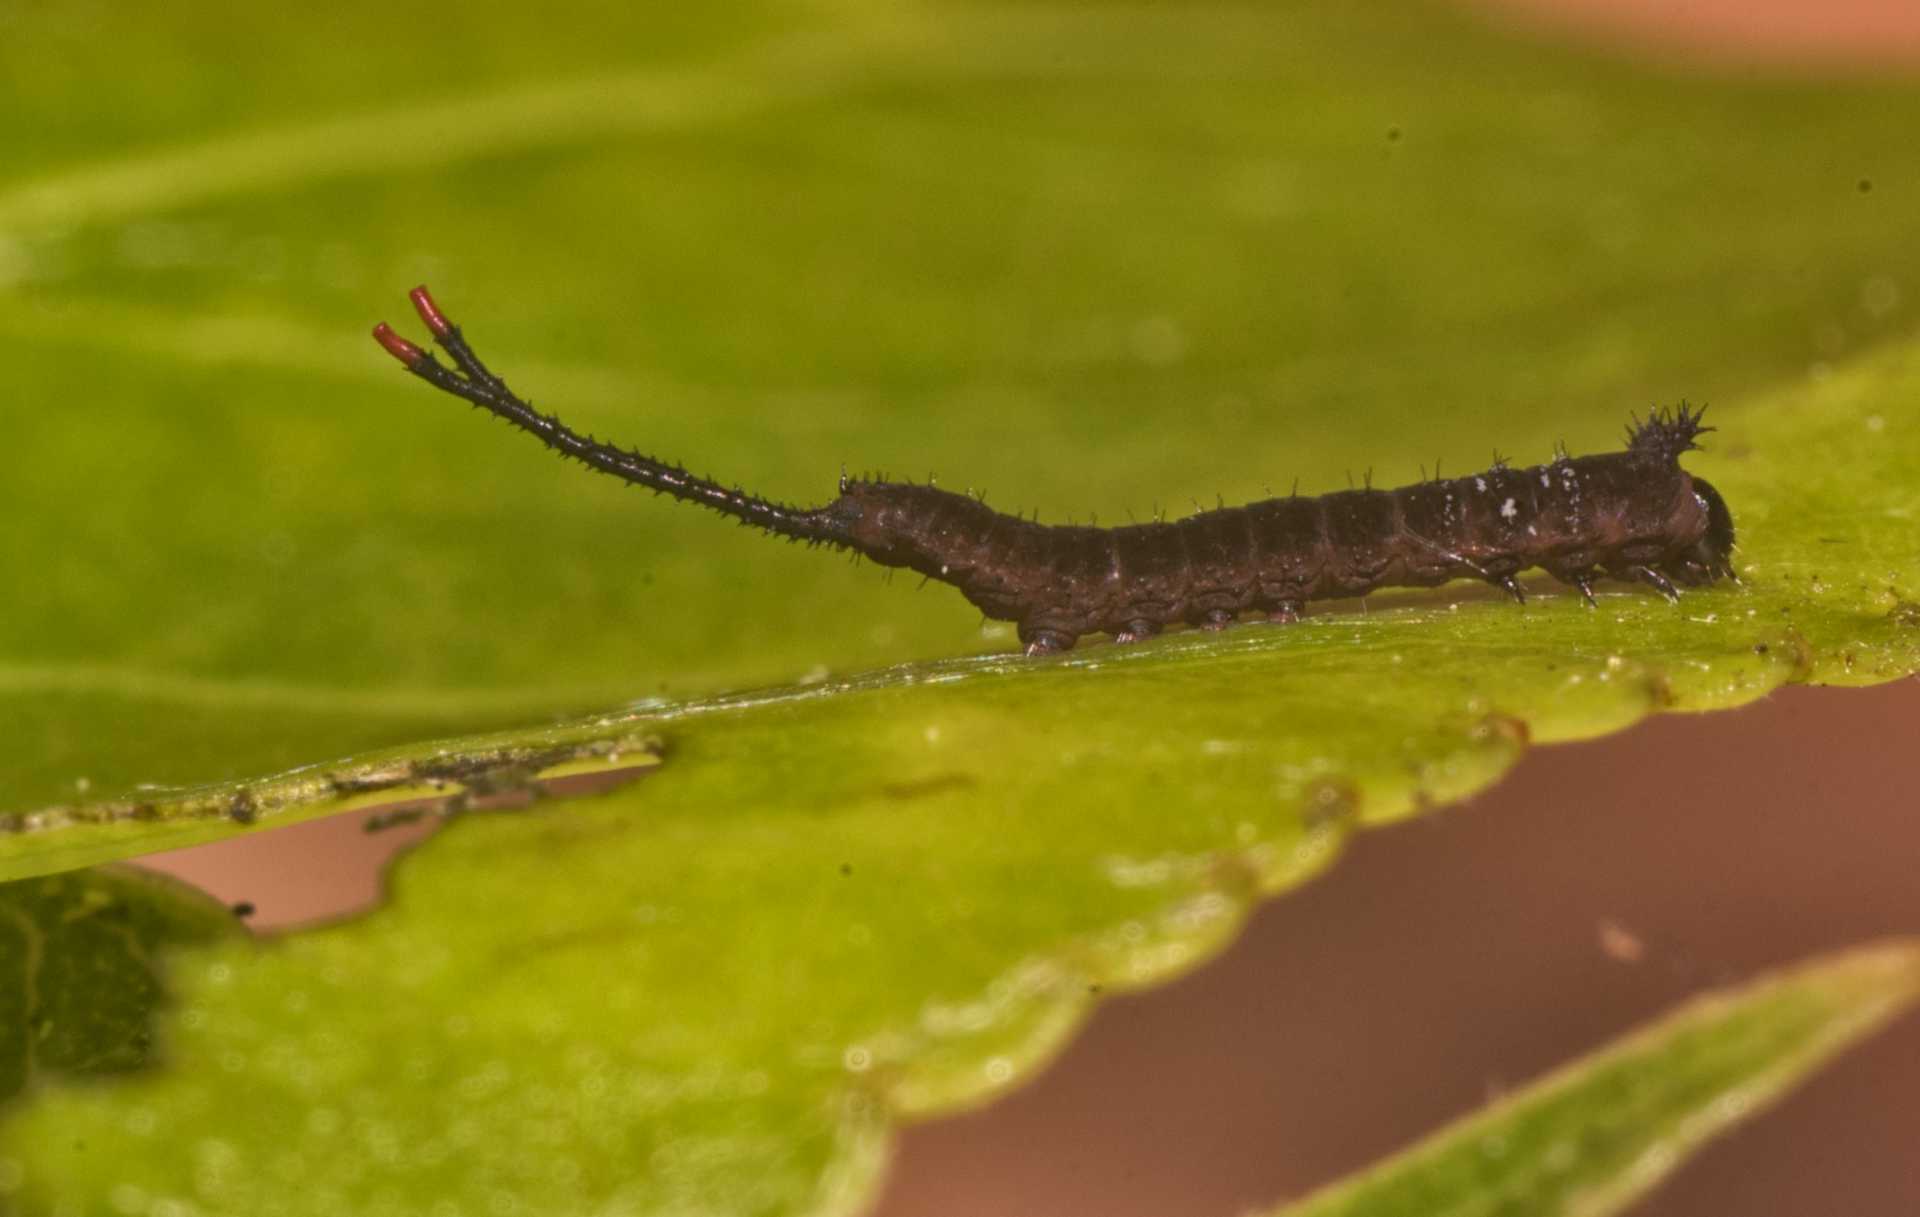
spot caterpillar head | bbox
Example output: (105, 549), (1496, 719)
(1691, 474), (1736, 574)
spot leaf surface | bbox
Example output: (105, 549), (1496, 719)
(4, 1), (1918, 840)
(1, 2), (1918, 1214)
(1270, 941), (1920, 1217)
(0, 868), (242, 1108)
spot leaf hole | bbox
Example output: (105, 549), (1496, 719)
(140, 745), (660, 932)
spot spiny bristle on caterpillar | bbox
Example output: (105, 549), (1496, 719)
(1626, 403), (1714, 462)
(375, 287), (1738, 657)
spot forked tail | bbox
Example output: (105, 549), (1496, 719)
(372, 287), (851, 545)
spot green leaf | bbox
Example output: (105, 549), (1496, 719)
(1268, 941), (1920, 1217)
(4, 0), (1920, 850)
(3, 2), (1920, 1215)
(0, 867), (243, 1109)
(6, 329), (1919, 882)
(0, 708), (1352, 1216)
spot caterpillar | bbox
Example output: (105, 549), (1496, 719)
(374, 287), (1737, 656)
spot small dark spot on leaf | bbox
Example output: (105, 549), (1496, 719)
(363, 806), (431, 834)
(231, 901), (256, 919)
(839, 863), (853, 877)
(1087, 983), (1103, 995)
(1644, 671), (1676, 708)
(227, 789), (257, 825)
(1858, 177), (1873, 193)
(878, 773), (976, 801)
(1753, 642), (1770, 655)
(1783, 627), (1816, 677)
(1889, 601), (1920, 629)
(1302, 779), (1360, 831)
(1385, 125), (1402, 142)
(1478, 714), (1531, 748)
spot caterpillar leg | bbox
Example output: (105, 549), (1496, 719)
(1674, 540), (1738, 586)
(1546, 565), (1600, 608)
(1199, 608), (1237, 631)
(1113, 618), (1161, 645)
(1491, 574), (1527, 604)
(1667, 557), (1715, 587)
(1627, 566), (1682, 603)
(1019, 625), (1078, 656)
(1267, 600), (1304, 624)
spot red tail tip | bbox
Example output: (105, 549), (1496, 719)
(408, 285), (453, 337)
(372, 322), (426, 367)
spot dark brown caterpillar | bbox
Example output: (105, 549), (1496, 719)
(374, 287), (1737, 657)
